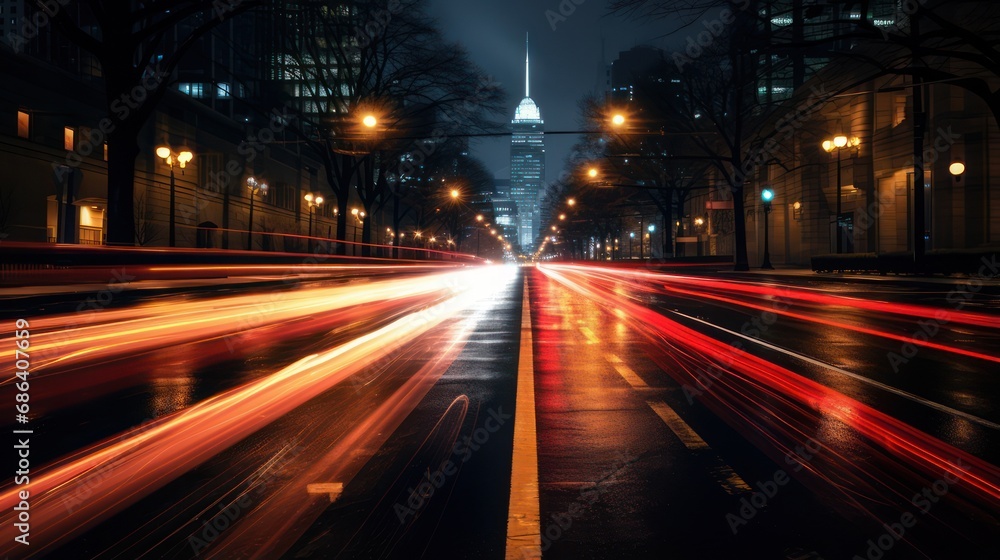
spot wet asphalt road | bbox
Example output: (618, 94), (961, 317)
(1, 264), (998, 559)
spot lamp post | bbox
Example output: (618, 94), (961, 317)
(475, 214), (484, 257)
(155, 145), (193, 247)
(629, 232), (634, 259)
(304, 193), (323, 252)
(822, 135), (860, 254)
(647, 223), (656, 259)
(761, 187), (775, 270)
(245, 176), (268, 251)
(350, 208), (365, 255)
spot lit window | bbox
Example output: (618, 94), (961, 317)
(64, 127), (75, 151)
(178, 83), (205, 98)
(217, 83), (230, 98)
(17, 110), (29, 138)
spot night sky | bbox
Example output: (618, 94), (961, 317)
(425, 0), (667, 187)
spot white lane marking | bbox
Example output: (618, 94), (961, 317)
(606, 354), (648, 388)
(668, 310), (1000, 431)
(647, 400), (752, 495)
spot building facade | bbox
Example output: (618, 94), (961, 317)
(683, 66), (1000, 266)
(0, 3), (343, 248)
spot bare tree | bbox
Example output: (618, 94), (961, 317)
(133, 191), (159, 246)
(271, 0), (505, 254)
(37, 0), (267, 245)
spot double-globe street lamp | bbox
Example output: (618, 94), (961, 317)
(304, 192), (324, 252)
(822, 135), (861, 254)
(350, 208), (366, 256)
(155, 145), (194, 247)
(246, 176), (268, 251)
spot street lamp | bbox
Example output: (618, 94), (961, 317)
(822, 134), (860, 253)
(475, 214), (484, 256)
(567, 198), (576, 207)
(350, 208), (365, 253)
(629, 231), (634, 259)
(362, 115), (378, 128)
(611, 114), (626, 127)
(156, 145), (193, 247)
(245, 176), (268, 251)
(761, 187), (775, 270)
(949, 161), (966, 184)
(304, 192), (323, 252)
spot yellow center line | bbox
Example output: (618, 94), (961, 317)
(506, 278), (541, 560)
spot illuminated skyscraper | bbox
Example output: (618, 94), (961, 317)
(510, 33), (545, 251)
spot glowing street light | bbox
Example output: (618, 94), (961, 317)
(156, 145), (194, 247)
(362, 115), (378, 128)
(761, 187), (775, 270)
(304, 193), (324, 252)
(611, 114), (626, 127)
(822, 134), (860, 253)
(350, 207), (365, 252)
(567, 198), (576, 206)
(245, 176), (268, 251)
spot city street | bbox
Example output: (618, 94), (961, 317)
(1, 263), (998, 558)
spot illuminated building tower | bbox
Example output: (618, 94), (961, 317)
(510, 33), (545, 250)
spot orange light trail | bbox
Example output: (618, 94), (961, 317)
(0, 266), (515, 557)
(0, 267), (473, 378)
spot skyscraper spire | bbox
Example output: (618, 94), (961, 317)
(525, 32), (530, 98)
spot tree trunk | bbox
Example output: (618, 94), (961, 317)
(732, 185), (750, 270)
(105, 126), (141, 245)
